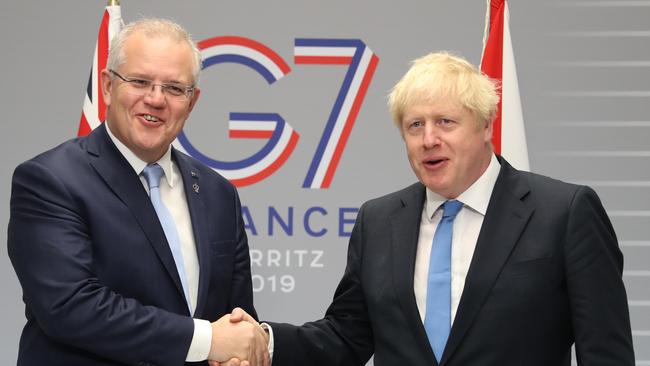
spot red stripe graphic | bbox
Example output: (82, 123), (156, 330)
(229, 130), (275, 139)
(322, 54), (379, 188)
(198, 36), (291, 74)
(230, 131), (299, 187)
(294, 56), (353, 65)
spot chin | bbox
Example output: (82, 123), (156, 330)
(424, 181), (452, 196)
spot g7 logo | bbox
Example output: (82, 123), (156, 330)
(175, 36), (379, 189)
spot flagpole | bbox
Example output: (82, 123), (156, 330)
(480, 0), (491, 66)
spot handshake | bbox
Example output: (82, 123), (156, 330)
(209, 308), (270, 366)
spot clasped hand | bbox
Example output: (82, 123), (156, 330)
(209, 308), (269, 366)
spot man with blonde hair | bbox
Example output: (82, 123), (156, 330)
(226, 51), (634, 366)
(8, 18), (268, 366)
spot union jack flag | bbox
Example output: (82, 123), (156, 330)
(77, 3), (123, 137)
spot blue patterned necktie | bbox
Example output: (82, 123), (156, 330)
(142, 164), (191, 312)
(424, 199), (463, 362)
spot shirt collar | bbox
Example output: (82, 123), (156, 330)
(425, 154), (500, 219)
(105, 121), (176, 188)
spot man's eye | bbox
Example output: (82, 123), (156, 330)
(164, 85), (185, 96)
(129, 79), (151, 88)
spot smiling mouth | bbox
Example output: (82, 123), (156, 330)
(143, 114), (160, 122)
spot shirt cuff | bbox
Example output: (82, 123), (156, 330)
(186, 318), (212, 362)
(261, 322), (275, 363)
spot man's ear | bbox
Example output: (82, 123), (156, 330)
(188, 87), (201, 112)
(483, 117), (494, 143)
(100, 69), (112, 107)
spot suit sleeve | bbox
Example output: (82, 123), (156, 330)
(270, 203), (374, 366)
(7, 160), (194, 366)
(565, 186), (635, 365)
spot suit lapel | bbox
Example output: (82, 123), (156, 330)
(440, 158), (534, 365)
(85, 124), (187, 309)
(390, 183), (440, 366)
(172, 150), (210, 317)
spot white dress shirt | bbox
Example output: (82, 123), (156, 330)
(414, 154), (500, 324)
(266, 156), (500, 360)
(106, 123), (212, 361)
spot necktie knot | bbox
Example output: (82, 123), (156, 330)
(142, 164), (164, 190)
(441, 200), (463, 219)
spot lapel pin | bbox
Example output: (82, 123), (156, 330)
(191, 170), (198, 178)
(192, 183), (200, 194)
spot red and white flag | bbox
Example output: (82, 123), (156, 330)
(77, 2), (123, 137)
(480, 0), (529, 171)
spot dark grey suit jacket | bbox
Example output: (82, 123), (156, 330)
(270, 156), (634, 366)
(8, 124), (256, 366)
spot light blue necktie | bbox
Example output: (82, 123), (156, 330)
(142, 164), (191, 312)
(424, 199), (463, 362)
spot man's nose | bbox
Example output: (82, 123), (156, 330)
(143, 84), (167, 106)
(423, 125), (440, 148)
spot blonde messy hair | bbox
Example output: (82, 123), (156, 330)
(388, 51), (499, 128)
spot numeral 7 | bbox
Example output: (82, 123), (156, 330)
(294, 39), (379, 189)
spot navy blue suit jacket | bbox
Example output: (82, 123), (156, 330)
(269, 156), (634, 366)
(8, 124), (256, 365)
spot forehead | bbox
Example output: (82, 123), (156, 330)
(120, 32), (194, 80)
(403, 97), (467, 118)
